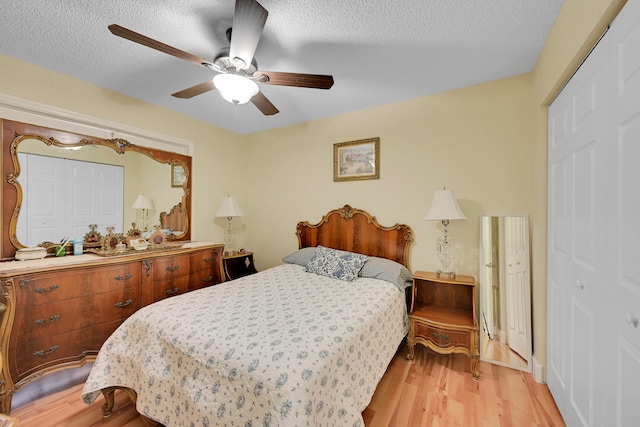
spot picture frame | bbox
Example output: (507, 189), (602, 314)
(333, 137), (380, 182)
(171, 164), (186, 187)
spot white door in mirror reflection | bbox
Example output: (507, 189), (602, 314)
(480, 215), (532, 372)
(17, 153), (124, 246)
(504, 216), (529, 361)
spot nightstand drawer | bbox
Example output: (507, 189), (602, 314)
(412, 319), (471, 349)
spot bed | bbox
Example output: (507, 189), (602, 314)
(81, 205), (414, 426)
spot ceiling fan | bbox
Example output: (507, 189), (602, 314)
(108, 0), (334, 116)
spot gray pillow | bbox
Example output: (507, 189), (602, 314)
(282, 246), (317, 266)
(359, 256), (413, 291)
(304, 246), (368, 282)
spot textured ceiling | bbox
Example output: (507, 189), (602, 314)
(0, 0), (564, 135)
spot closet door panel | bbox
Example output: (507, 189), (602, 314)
(547, 280), (567, 392)
(606, 1), (640, 424)
(548, 25), (608, 427)
(548, 96), (571, 407)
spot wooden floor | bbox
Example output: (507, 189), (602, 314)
(11, 346), (565, 427)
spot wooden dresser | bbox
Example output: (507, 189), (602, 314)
(0, 242), (223, 413)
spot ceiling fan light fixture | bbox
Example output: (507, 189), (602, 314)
(213, 73), (259, 105)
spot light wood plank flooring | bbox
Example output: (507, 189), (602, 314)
(12, 346), (564, 426)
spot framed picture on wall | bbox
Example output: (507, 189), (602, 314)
(171, 164), (186, 187)
(333, 137), (380, 182)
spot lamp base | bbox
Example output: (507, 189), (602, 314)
(436, 270), (456, 280)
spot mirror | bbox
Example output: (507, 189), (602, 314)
(1, 119), (192, 259)
(478, 215), (532, 372)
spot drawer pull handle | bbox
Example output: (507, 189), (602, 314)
(34, 345), (59, 357)
(203, 276), (215, 283)
(34, 315), (61, 325)
(204, 257), (213, 263)
(434, 332), (449, 341)
(166, 287), (180, 295)
(115, 273), (133, 281)
(115, 299), (133, 308)
(34, 285), (59, 294)
(166, 265), (180, 272)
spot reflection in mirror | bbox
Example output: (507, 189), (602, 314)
(1, 119), (192, 259)
(479, 215), (532, 372)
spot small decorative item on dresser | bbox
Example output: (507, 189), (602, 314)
(407, 270), (479, 380)
(14, 246), (47, 261)
(223, 251), (257, 281)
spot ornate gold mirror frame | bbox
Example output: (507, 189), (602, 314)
(1, 119), (192, 259)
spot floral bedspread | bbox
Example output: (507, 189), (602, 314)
(82, 263), (408, 427)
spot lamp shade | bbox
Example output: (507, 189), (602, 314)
(131, 194), (154, 210)
(213, 74), (259, 105)
(424, 189), (466, 221)
(215, 196), (244, 218)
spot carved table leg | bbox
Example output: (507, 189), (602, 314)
(471, 332), (480, 380)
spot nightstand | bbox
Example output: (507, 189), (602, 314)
(407, 271), (479, 380)
(223, 251), (257, 281)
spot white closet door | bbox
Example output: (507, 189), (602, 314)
(605, 0), (640, 424)
(22, 154), (67, 245)
(65, 159), (124, 236)
(547, 26), (608, 426)
(19, 154), (124, 245)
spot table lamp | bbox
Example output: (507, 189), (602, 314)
(424, 188), (466, 279)
(131, 194), (154, 232)
(215, 195), (244, 256)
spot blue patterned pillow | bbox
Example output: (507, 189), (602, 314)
(359, 256), (413, 291)
(305, 245), (368, 282)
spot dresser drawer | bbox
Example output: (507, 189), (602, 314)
(189, 247), (221, 273)
(15, 287), (140, 341)
(189, 269), (220, 291)
(153, 274), (191, 301)
(15, 263), (140, 308)
(412, 319), (471, 350)
(152, 254), (190, 279)
(12, 320), (125, 380)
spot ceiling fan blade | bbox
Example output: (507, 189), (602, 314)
(108, 24), (214, 69)
(172, 80), (216, 99)
(254, 71), (334, 89)
(251, 91), (279, 115)
(228, 0), (268, 70)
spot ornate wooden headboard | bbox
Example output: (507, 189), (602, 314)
(296, 205), (413, 269)
(159, 203), (185, 232)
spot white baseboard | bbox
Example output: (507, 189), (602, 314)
(532, 353), (544, 383)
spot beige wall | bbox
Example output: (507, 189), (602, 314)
(242, 74), (534, 274)
(0, 0), (627, 380)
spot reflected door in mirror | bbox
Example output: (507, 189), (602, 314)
(479, 215), (532, 372)
(17, 153), (124, 246)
